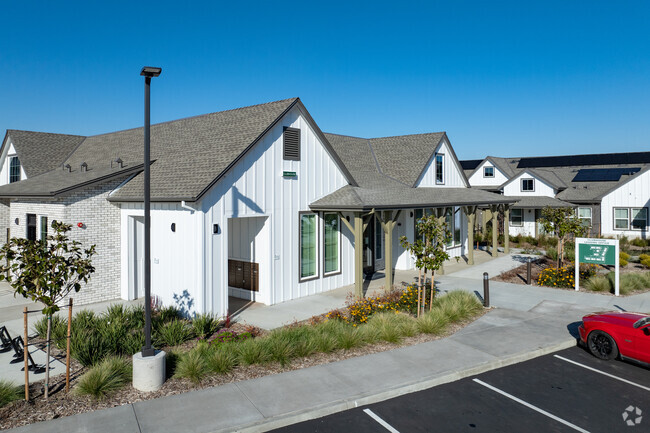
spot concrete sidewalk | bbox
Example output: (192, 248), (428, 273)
(8, 253), (650, 433)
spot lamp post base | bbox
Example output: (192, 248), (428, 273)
(133, 350), (166, 392)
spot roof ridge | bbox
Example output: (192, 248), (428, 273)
(7, 129), (86, 139)
(366, 139), (411, 187)
(323, 132), (367, 140)
(86, 97), (300, 139)
(369, 131), (445, 140)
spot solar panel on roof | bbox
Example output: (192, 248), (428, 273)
(518, 152), (650, 168)
(572, 168), (641, 182)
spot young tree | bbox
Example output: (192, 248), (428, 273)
(539, 206), (587, 268)
(0, 221), (95, 399)
(401, 214), (451, 316)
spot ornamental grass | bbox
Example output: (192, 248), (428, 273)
(75, 356), (132, 400)
(0, 381), (21, 408)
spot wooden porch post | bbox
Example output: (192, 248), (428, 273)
(339, 212), (365, 298)
(378, 210), (401, 291)
(503, 205), (510, 254)
(490, 205), (499, 257)
(464, 206), (477, 265)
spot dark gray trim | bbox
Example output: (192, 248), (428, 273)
(510, 208), (523, 227)
(322, 212), (342, 277)
(310, 197), (517, 212)
(298, 211), (320, 283)
(435, 153), (445, 185)
(415, 133), (470, 188)
(521, 178), (535, 192)
(614, 206), (649, 231)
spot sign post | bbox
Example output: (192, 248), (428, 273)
(575, 237), (619, 296)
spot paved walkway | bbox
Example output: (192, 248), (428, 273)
(6, 253), (650, 432)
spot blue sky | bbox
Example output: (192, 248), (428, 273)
(1, 1), (649, 159)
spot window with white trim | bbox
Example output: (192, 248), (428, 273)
(323, 213), (340, 275)
(435, 154), (444, 184)
(614, 208), (629, 230)
(483, 166), (494, 178)
(510, 208), (523, 227)
(40, 216), (48, 241)
(299, 213), (318, 280)
(577, 207), (592, 228)
(521, 178), (534, 192)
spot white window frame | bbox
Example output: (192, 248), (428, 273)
(435, 154), (444, 185)
(322, 212), (341, 276)
(613, 208), (630, 230)
(299, 212), (319, 282)
(510, 208), (523, 227)
(483, 166), (494, 178)
(577, 207), (592, 228)
(521, 178), (535, 192)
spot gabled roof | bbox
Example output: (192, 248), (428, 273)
(466, 156), (518, 180)
(509, 196), (573, 209)
(0, 98), (357, 201)
(499, 168), (564, 191)
(3, 130), (85, 177)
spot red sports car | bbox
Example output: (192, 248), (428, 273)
(579, 311), (650, 365)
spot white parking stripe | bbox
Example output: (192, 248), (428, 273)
(363, 409), (401, 433)
(554, 355), (650, 392)
(473, 378), (590, 433)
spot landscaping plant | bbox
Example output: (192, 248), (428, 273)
(75, 356), (132, 400)
(539, 207), (587, 268)
(0, 221), (96, 399)
(0, 381), (21, 408)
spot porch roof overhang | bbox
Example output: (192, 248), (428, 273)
(309, 186), (516, 212)
(508, 195), (574, 209)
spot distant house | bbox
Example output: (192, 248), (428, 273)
(462, 153), (650, 239)
(0, 98), (512, 314)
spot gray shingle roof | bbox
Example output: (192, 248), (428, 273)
(509, 196), (573, 209)
(310, 185), (515, 211)
(5, 130), (85, 177)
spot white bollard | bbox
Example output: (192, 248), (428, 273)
(133, 350), (166, 392)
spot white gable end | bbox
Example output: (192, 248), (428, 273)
(468, 160), (509, 187)
(503, 171), (555, 197)
(0, 139), (26, 186)
(416, 138), (467, 188)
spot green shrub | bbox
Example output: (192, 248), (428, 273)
(433, 290), (483, 322)
(546, 247), (558, 261)
(154, 320), (194, 347)
(207, 347), (238, 374)
(640, 254), (650, 269)
(261, 336), (295, 367)
(192, 313), (220, 339)
(313, 328), (338, 353)
(71, 328), (112, 367)
(365, 313), (405, 344)
(236, 338), (269, 365)
(417, 308), (450, 335)
(564, 248), (575, 262)
(0, 380), (21, 408)
(156, 306), (183, 323)
(71, 310), (98, 334)
(608, 272), (649, 295)
(631, 238), (649, 248)
(121, 331), (145, 356)
(584, 275), (611, 292)
(174, 350), (209, 384)
(75, 356), (131, 400)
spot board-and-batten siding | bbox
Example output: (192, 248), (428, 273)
(201, 105), (353, 316)
(600, 169), (650, 238)
(0, 140), (27, 186)
(467, 161), (509, 187)
(503, 172), (555, 197)
(119, 202), (203, 314)
(415, 140), (466, 188)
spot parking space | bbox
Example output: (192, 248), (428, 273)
(273, 346), (649, 433)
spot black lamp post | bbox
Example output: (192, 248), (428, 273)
(140, 66), (162, 357)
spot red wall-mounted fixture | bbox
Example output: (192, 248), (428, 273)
(77, 222), (84, 228)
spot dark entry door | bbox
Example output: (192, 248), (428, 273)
(363, 217), (375, 276)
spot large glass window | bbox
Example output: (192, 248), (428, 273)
(521, 178), (534, 192)
(510, 208), (523, 227)
(454, 208), (462, 245)
(614, 208), (629, 230)
(323, 213), (340, 274)
(9, 157), (21, 183)
(577, 207), (592, 228)
(483, 166), (494, 178)
(300, 213), (317, 279)
(435, 154), (444, 184)
(632, 208), (648, 230)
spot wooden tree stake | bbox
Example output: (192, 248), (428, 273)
(66, 298), (73, 393)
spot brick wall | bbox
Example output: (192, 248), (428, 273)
(8, 177), (127, 307)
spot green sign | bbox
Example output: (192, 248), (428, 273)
(282, 171), (297, 178)
(578, 243), (616, 265)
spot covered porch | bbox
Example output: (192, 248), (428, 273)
(310, 186), (517, 297)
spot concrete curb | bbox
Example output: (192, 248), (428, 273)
(231, 338), (578, 433)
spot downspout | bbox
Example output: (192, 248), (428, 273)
(181, 200), (196, 213)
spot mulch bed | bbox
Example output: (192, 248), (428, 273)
(0, 311), (486, 430)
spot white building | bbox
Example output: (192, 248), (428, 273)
(0, 98), (511, 315)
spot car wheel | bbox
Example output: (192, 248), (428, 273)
(587, 330), (619, 360)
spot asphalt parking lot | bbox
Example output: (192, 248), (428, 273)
(273, 346), (649, 432)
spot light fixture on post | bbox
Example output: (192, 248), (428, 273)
(133, 66), (166, 393)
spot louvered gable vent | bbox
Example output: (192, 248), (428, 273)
(283, 127), (300, 161)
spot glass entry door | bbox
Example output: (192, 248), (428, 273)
(363, 217), (375, 276)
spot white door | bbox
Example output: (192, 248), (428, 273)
(129, 216), (145, 299)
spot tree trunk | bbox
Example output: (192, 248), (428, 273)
(45, 315), (51, 400)
(422, 269), (427, 316)
(558, 238), (563, 269)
